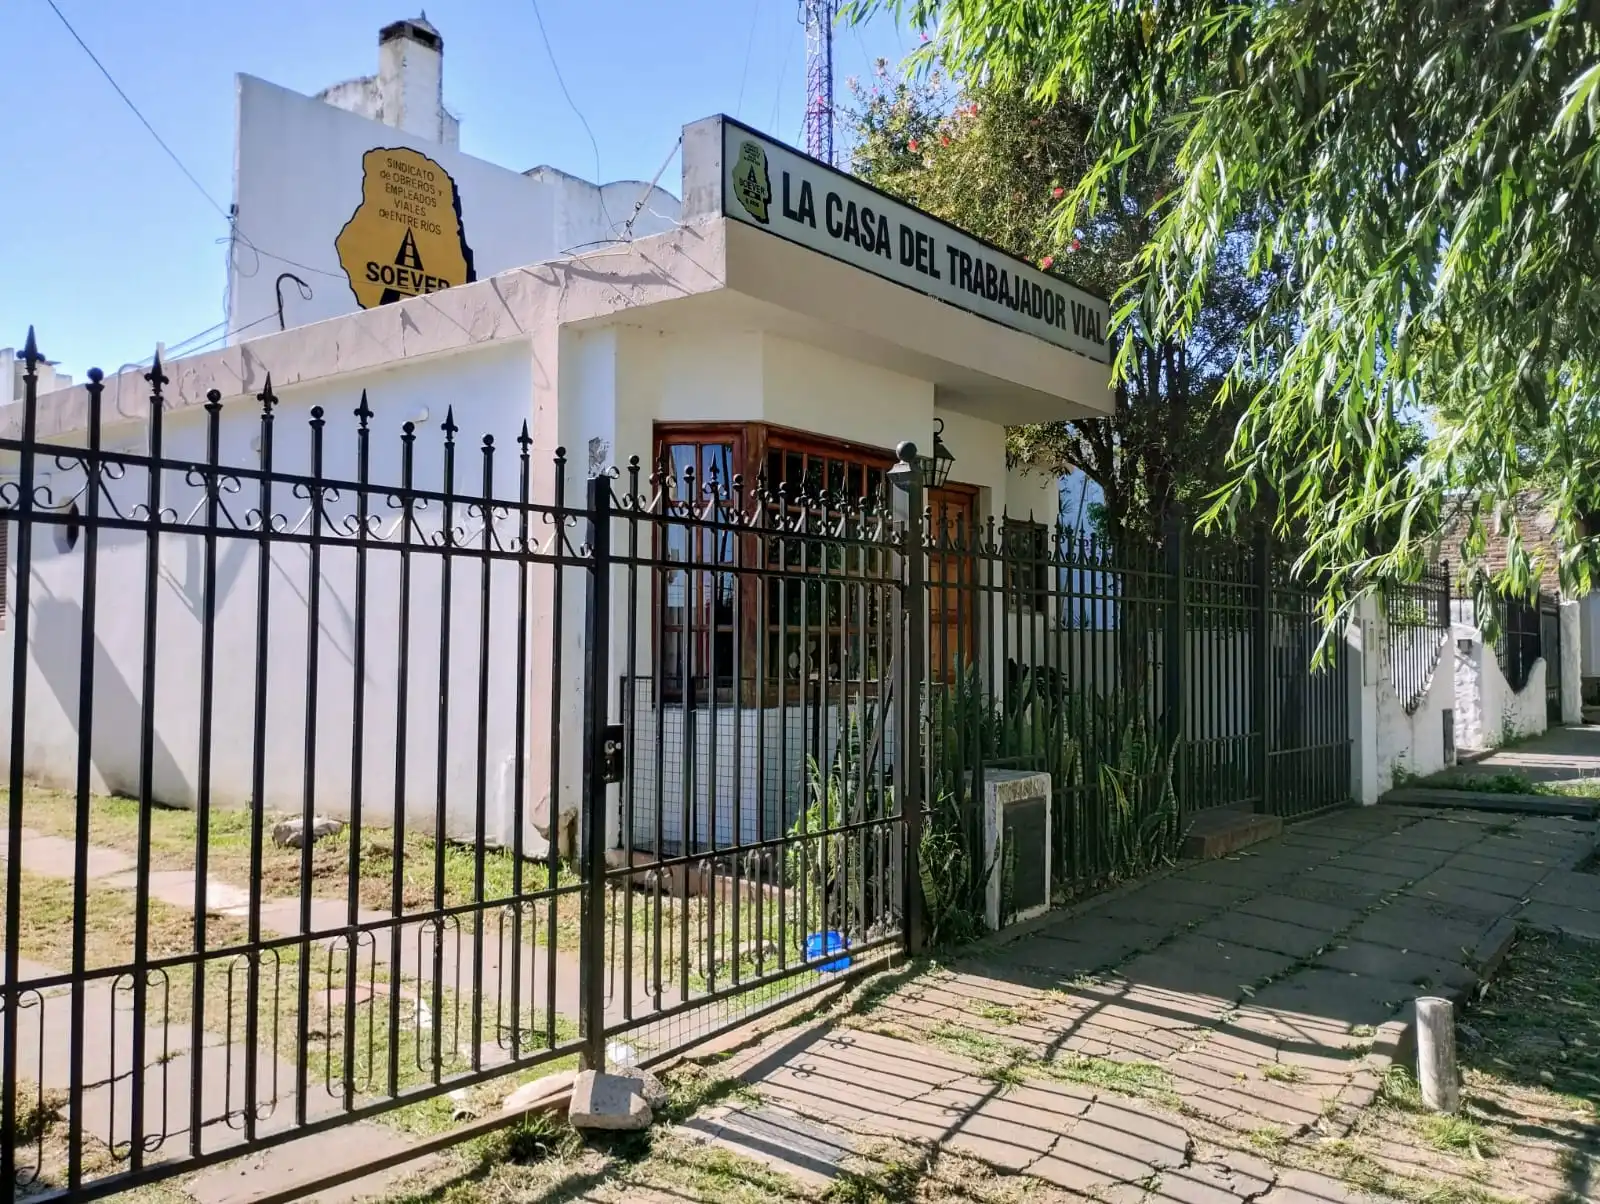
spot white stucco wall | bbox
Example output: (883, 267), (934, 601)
(0, 341), (559, 851)
(1375, 624), (1455, 789)
(228, 75), (678, 338)
(1452, 621), (1548, 750)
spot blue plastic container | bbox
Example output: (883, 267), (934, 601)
(805, 930), (852, 973)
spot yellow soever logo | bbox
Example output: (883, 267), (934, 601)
(730, 139), (772, 224)
(336, 147), (476, 309)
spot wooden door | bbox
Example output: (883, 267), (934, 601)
(927, 484), (978, 683)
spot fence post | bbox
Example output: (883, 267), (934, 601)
(1254, 525), (1273, 814)
(890, 442), (926, 955)
(579, 473), (613, 1070)
(1162, 511), (1187, 800)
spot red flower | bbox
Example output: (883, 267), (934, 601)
(940, 135), (950, 146)
(1071, 239), (1082, 251)
(1039, 255), (1054, 270)
(1052, 186), (1064, 199)
(908, 138), (919, 151)
(969, 103), (979, 116)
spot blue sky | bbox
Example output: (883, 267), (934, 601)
(2, 1), (919, 381)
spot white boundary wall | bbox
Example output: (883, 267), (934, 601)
(1375, 624), (1456, 790)
(1452, 621), (1548, 751)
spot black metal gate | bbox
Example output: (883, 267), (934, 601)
(1541, 592), (1563, 723)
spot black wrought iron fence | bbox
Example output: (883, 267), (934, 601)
(0, 339), (589, 1199)
(1384, 562), (1451, 714)
(0, 331), (1355, 1202)
(1495, 594), (1543, 691)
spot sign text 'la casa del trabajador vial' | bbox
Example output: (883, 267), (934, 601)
(718, 118), (1110, 365)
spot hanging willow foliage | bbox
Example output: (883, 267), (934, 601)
(852, 0), (1600, 629)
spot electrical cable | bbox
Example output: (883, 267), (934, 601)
(734, 0), (765, 119)
(770, 15), (800, 136)
(41, 0), (232, 225)
(526, 0), (616, 235)
(41, 0), (345, 291)
(622, 137), (682, 240)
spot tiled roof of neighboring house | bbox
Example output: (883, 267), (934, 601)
(1435, 490), (1563, 596)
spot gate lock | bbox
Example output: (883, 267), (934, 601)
(601, 724), (625, 784)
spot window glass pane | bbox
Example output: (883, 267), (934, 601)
(671, 443), (695, 500)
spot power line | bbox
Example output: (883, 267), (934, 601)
(527, 0), (614, 232)
(734, 0), (765, 119)
(41, 0), (232, 225)
(41, 0), (346, 290)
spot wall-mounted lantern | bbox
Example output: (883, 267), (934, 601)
(923, 417), (956, 489)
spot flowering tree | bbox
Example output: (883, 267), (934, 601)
(847, 69), (1279, 543)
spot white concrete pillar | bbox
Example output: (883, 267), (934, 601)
(1560, 599), (1583, 725)
(1347, 594), (1381, 804)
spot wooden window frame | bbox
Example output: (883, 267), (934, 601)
(652, 421), (896, 707)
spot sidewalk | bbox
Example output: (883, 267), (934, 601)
(703, 803), (1600, 1203)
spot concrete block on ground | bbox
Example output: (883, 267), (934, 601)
(501, 1068), (579, 1115)
(1181, 809), (1283, 860)
(568, 1069), (652, 1131)
(677, 1103), (850, 1188)
(272, 817), (346, 848)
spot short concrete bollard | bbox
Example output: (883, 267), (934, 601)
(1416, 996), (1460, 1113)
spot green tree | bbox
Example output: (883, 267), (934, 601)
(847, 69), (1279, 544)
(854, 0), (1600, 619)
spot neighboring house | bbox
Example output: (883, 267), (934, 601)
(225, 17), (682, 340)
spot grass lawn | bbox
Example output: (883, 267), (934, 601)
(1418, 769), (1600, 799)
(5, 782), (835, 991)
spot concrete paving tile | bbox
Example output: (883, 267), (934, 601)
(1192, 913), (1333, 960)
(183, 1122), (438, 1204)
(1342, 908), (1493, 961)
(1312, 941), (1477, 992)
(1234, 894), (1365, 934)
(1529, 869), (1600, 910)
(1120, 934), (1293, 1002)
(1278, 876), (1390, 908)
(1472, 837), (1565, 866)
(1297, 862), (1414, 892)
(1134, 878), (1258, 911)
(808, 1026), (979, 1082)
(1403, 878), (1522, 917)
(1173, 858), (1300, 890)
(1, 831), (134, 880)
(1088, 895), (1214, 932)
(678, 1103), (851, 1188)
(1515, 901), (1600, 940)
(992, 929), (1161, 977)
(1080, 1097), (1191, 1164)
(1249, 967), (1419, 1026)
(1260, 1166), (1384, 1203)
(1419, 864), (1541, 898)
(1382, 821), (1490, 853)
(928, 1086), (1087, 1171)
(1331, 849), (1449, 877)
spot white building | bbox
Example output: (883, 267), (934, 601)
(0, 21), (1113, 858)
(227, 16), (681, 340)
